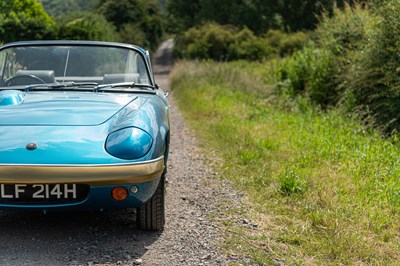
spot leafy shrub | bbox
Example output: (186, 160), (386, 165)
(227, 28), (273, 61)
(264, 30), (309, 57)
(348, 0), (400, 133)
(278, 43), (336, 106)
(175, 24), (304, 61)
(308, 49), (337, 105)
(175, 22), (310, 61)
(279, 31), (309, 56)
(175, 23), (236, 60)
(278, 46), (313, 95)
(317, 4), (372, 56)
(277, 4), (373, 108)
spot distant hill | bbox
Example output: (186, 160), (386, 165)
(38, 0), (100, 17)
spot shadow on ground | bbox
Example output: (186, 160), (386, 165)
(0, 210), (160, 265)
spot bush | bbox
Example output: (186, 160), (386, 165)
(175, 23), (236, 60)
(317, 4), (372, 56)
(277, 4), (374, 108)
(175, 24), (306, 61)
(227, 28), (273, 61)
(175, 24), (310, 61)
(264, 30), (309, 57)
(279, 31), (309, 56)
(348, 0), (400, 133)
(278, 43), (336, 106)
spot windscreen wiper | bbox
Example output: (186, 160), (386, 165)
(93, 82), (155, 92)
(24, 82), (99, 91)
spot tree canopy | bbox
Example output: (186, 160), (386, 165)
(167, 0), (370, 34)
(0, 0), (372, 51)
(38, 0), (100, 17)
(56, 12), (117, 41)
(0, 0), (55, 43)
(97, 0), (164, 50)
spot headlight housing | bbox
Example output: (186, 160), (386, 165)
(105, 127), (152, 160)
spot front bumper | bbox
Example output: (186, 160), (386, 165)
(0, 156), (164, 210)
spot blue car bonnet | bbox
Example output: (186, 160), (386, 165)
(0, 91), (138, 126)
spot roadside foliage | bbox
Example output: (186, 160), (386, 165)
(170, 2), (400, 264)
(174, 23), (309, 61)
(171, 60), (400, 265)
(277, 1), (400, 134)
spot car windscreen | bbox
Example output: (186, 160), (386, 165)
(0, 45), (151, 87)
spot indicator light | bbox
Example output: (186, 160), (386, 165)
(111, 187), (128, 201)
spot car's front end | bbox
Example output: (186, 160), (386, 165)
(0, 41), (170, 230)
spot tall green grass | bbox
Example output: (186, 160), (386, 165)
(171, 60), (400, 265)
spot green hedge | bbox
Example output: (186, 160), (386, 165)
(174, 23), (308, 61)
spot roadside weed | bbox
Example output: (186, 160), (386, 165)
(278, 168), (307, 196)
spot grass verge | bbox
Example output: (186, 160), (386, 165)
(170, 60), (400, 265)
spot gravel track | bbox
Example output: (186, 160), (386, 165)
(0, 41), (238, 266)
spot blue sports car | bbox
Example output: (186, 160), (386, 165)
(0, 41), (170, 230)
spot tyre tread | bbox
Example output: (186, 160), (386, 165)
(136, 174), (165, 230)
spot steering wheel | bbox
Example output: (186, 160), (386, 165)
(4, 75), (46, 86)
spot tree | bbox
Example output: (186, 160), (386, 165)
(57, 12), (117, 41)
(198, 0), (279, 34)
(167, 0), (350, 34)
(167, 0), (201, 33)
(38, 0), (80, 17)
(0, 0), (56, 43)
(97, 0), (164, 50)
(38, 0), (101, 17)
(167, 0), (280, 34)
(277, 0), (334, 32)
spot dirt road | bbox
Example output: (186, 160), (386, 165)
(0, 41), (236, 265)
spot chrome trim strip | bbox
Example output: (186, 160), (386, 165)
(0, 156), (163, 167)
(0, 156), (164, 186)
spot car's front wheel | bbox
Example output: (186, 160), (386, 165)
(136, 174), (165, 230)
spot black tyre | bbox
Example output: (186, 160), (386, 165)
(136, 174), (165, 230)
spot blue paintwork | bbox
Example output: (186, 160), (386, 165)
(0, 91), (138, 126)
(0, 93), (168, 165)
(0, 41), (170, 210)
